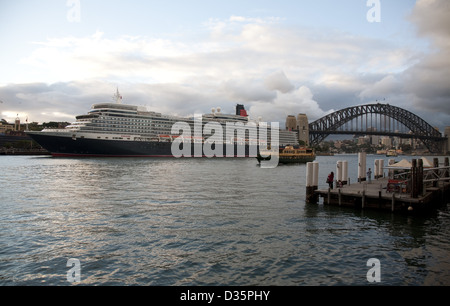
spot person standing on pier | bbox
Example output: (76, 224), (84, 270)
(327, 172), (334, 189)
(367, 168), (372, 183)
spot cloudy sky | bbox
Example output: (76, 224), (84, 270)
(0, 0), (449, 132)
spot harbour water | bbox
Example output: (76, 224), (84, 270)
(1, 154), (449, 286)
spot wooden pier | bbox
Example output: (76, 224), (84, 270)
(307, 157), (450, 213)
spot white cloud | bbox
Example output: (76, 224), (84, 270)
(409, 0), (450, 45)
(18, 16), (416, 87)
(249, 86), (330, 123)
(221, 78), (276, 103)
(20, 31), (198, 84)
(3, 9), (448, 131)
(359, 75), (402, 99)
(402, 0), (450, 115)
(264, 71), (295, 94)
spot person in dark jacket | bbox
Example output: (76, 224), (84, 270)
(327, 172), (334, 189)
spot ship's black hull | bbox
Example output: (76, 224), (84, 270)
(27, 132), (258, 157)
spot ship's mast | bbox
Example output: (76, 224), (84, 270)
(113, 88), (123, 104)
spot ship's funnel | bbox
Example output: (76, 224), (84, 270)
(236, 104), (248, 117)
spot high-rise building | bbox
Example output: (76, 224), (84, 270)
(285, 113), (310, 146)
(285, 115), (297, 131)
(381, 136), (392, 147)
(296, 114), (309, 146)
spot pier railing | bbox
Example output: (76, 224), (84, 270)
(422, 166), (450, 184)
(388, 158), (450, 198)
(307, 157), (450, 211)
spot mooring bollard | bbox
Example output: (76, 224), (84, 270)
(358, 152), (366, 183)
(313, 162), (319, 189)
(374, 159), (379, 179)
(374, 159), (385, 179)
(306, 162), (319, 204)
(388, 159), (395, 179)
(342, 160), (348, 185)
(379, 159), (384, 178)
(336, 160), (348, 186)
(336, 160), (342, 187)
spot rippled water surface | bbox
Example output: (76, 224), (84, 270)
(1, 155), (449, 285)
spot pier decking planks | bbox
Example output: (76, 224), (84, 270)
(313, 177), (450, 213)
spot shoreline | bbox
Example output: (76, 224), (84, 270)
(0, 150), (51, 156)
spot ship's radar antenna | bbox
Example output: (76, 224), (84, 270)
(113, 88), (123, 104)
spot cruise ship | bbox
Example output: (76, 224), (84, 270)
(26, 90), (298, 157)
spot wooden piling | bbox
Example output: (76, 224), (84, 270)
(411, 159), (418, 198)
(306, 186), (317, 204)
(378, 190), (382, 209)
(418, 159), (423, 196)
(445, 157), (449, 179)
(391, 193), (395, 212)
(362, 190), (365, 209)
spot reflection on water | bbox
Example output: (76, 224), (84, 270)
(0, 155), (449, 285)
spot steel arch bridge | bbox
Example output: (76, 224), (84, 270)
(309, 103), (446, 153)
